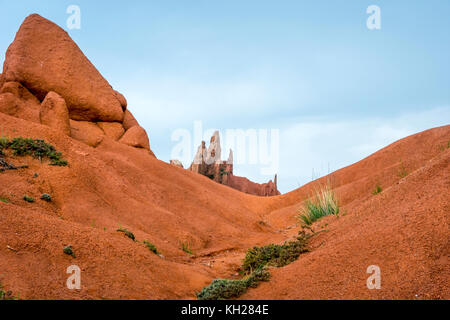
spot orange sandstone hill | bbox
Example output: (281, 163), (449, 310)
(0, 14), (448, 300)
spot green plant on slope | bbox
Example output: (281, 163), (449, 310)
(197, 268), (270, 300)
(23, 195), (35, 203)
(0, 283), (20, 300)
(397, 163), (408, 178)
(0, 137), (68, 170)
(0, 197), (10, 203)
(143, 240), (159, 255)
(241, 234), (309, 275)
(297, 183), (340, 226)
(117, 228), (136, 241)
(372, 184), (382, 195)
(197, 231), (310, 300)
(181, 242), (192, 255)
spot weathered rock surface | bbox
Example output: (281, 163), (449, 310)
(1, 81), (41, 105)
(119, 126), (150, 150)
(114, 91), (127, 111)
(170, 160), (184, 168)
(205, 131), (221, 165)
(0, 93), (19, 116)
(122, 110), (139, 130)
(40, 91), (71, 136)
(97, 122), (125, 141)
(0, 81), (40, 123)
(189, 132), (280, 197)
(2, 14), (123, 122)
(70, 120), (104, 147)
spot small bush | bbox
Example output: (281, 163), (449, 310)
(0, 283), (19, 300)
(143, 240), (159, 255)
(41, 193), (52, 202)
(241, 236), (308, 274)
(63, 245), (76, 258)
(197, 268), (270, 300)
(0, 137), (68, 167)
(117, 228), (136, 241)
(23, 195), (34, 203)
(181, 242), (192, 255)
(372, 184), (382, 195)
(298, 183), (339, 226)
(197, 231), (310, 300)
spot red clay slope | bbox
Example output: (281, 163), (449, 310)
(243, 125), (450, 300)
(0, 113), (449, 299)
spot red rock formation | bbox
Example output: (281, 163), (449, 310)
(2, 14), (123, 122)
(119, 125), (151, 150)
(97, 122), (125, 141)
(0, 14), (155, 157)
(188, 131), (280, 197)
(40, 91), (71, 136)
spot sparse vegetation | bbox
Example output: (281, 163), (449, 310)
(143, 240), (159, 255)
(40, 193), (52, 202)
(197, 268), (270, 300)
(372, 184), (382, 195)
(0, 137), (68, 170)
(297, 183), (340, 226)
(181, 242), (192, 255)
(0, 283), (20, 300)
(241, 233), (309, 275)
(63, 245), (76, 258)
(397, 163), (408, 178)
(23, 195), (35, 203)
(117, 228), (136, 241)
(0, 197), (10, 203)
(198, 231), (310, 300)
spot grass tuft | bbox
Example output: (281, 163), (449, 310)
(372, 184), (382, 195)
(181, 242), (192, 255)
(143, 240), (159, 255)
(397, 163), (408, 178)
(117, 228), (136, 241)
(0, 197), (10, 203)
(297, 183), (339, 226)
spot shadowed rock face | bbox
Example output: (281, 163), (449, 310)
(2, 14), (123, 122)
(188, 131), (281, 197)
(0, 14), (155, 157)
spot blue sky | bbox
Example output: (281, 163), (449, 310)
(1, 1), (449, 193)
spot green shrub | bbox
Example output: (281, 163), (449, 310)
(0, 137), (68, 167)
(298, 183), (339, 226)
(117, 228), (136, 241)
(143, 240), (159, 255)
(23, 195), (34, 203)
(372, 184), (382, 195)
(63, 245), (76, 258)
(197, 231), (310, 300)
(0, 283), (20, 300)
(241, 236), (308, 274)
(41, 193), (52, 202)
(197, 268), (270, 300)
